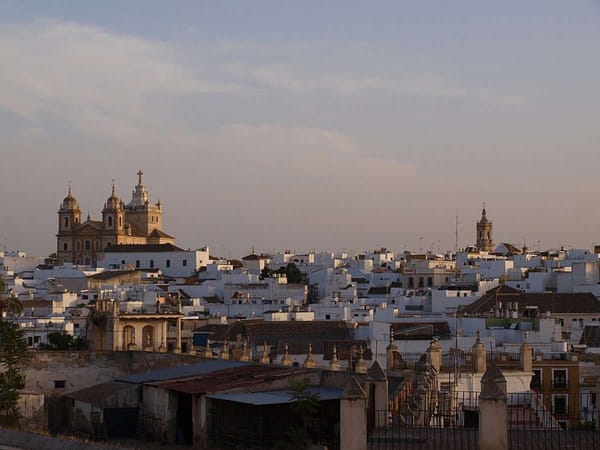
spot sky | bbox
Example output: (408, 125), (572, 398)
(1, 1), (599, 258)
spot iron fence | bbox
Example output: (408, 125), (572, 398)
(368, 391), (479, 450)
(507, 391), (598, 450)
(369, 390), (600, 450)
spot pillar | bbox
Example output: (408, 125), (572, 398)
(174, 318), (182, 353)
(340, 376), (367, 450)
(426, 338), (442, 372)
(479, 366), (508, 450)
(366, 361), (389, 428)
(473, 330), (487, 373)
(158, 321), (167, 352)
(519, 340), (532, 373)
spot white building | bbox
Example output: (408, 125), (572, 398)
(99, 243), (209, 277)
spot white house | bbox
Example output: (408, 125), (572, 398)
(99, 243), (209, 277)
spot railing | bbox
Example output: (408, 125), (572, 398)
(369, 390), (599, 450)
(507, 391), (598, 450)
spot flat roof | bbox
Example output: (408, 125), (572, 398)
(206, 386), (342, 406)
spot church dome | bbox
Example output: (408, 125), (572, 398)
(61, 187), (79, 210)
(105, 183), (121, 210)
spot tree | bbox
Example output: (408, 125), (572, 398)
(0, 319), (30, 426)
(45, 332), (73, 350)
(0, 277), (29, 426)
(0, 278), (23, 317)
(274, 379), (321, 450)
(284, 263), (304, 284)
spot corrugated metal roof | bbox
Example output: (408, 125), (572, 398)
(147, 364), (300, 394)
(66, 381), (138, 404)
(116, 360), (248, 384)
(206, 386), (342, 406)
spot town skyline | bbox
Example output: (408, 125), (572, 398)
(1, 1), (600, 257)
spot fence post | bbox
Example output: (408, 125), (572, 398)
(340, 376), (368, 450)
(426, 338), (442, 372)
(596, 381), (600, 431)
(479, 366), (508, 450)
(519, 334), (532, 373)
(367, 361), (389, 427)
(473, 330), (487, 373)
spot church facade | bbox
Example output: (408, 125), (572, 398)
(56, 171), (175, 266)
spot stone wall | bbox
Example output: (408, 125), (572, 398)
(23, 351), (206, 396)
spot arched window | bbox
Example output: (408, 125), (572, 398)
(166, 259), (171, 268)
(149, 259), (154, 268)
(64, 217), (69, 228)
(119, 216), (122, 227)
(135, 260), (140, 268)
(75, 217), (79, 224)
(107, 216), (113, 227)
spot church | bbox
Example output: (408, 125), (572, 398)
(56, 171), (175, 266)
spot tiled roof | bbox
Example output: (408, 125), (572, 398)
(87, 269), (138, 280)
(390, 321), (452, 340)
(104, 243), (184, 253)
(459, 284), (600, 315)
(148, 229), (175, 239)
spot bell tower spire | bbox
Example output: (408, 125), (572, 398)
(476, 203), (494, 252)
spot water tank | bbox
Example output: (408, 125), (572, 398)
(551, 340), (568, 353)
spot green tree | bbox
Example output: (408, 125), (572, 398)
(45, 332), (74, 350)
(0, 277), (29, 426)
(0, 320), (30, 426)
(0, 278), (23, 317)
(285, 263), (304, 284)
(275, 379), (321, 449)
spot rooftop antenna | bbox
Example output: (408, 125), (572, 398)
(419, 236), (424, 253)
(455, 214), (460, 254)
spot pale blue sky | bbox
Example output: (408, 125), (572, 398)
(1, 1), (599, 256)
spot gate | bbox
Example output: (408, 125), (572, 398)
(368, 391), (479, 450)
(508, 391), (598, 450)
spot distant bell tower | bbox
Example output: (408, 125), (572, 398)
(476, 203), (494, 252)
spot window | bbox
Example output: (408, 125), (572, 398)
(149, 259), (154, 268)
(530, 369), (542, 389)
(76, 241), (81, 251)
(408, 277), (414, 288)
(121, 260), (125, 265)
(84, 240), (91, 250)
(182, 259), (187, 267)
(107, 216), (113, 227)
(418, 277), (424, 288)
(64, 217), (69, 228)
(135, 260), (140, 268)
(553, 394), (568, 415)
(552, 369), (567, 388)
(166, 259), (171, 268)
(119, 216), (122, 227)
(325, 314), (331, 320)
(427, 277), (433, 287)
(54, 380), (66, 389)
(63, 242), (68, 251)
(95, 240), (100, 251)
